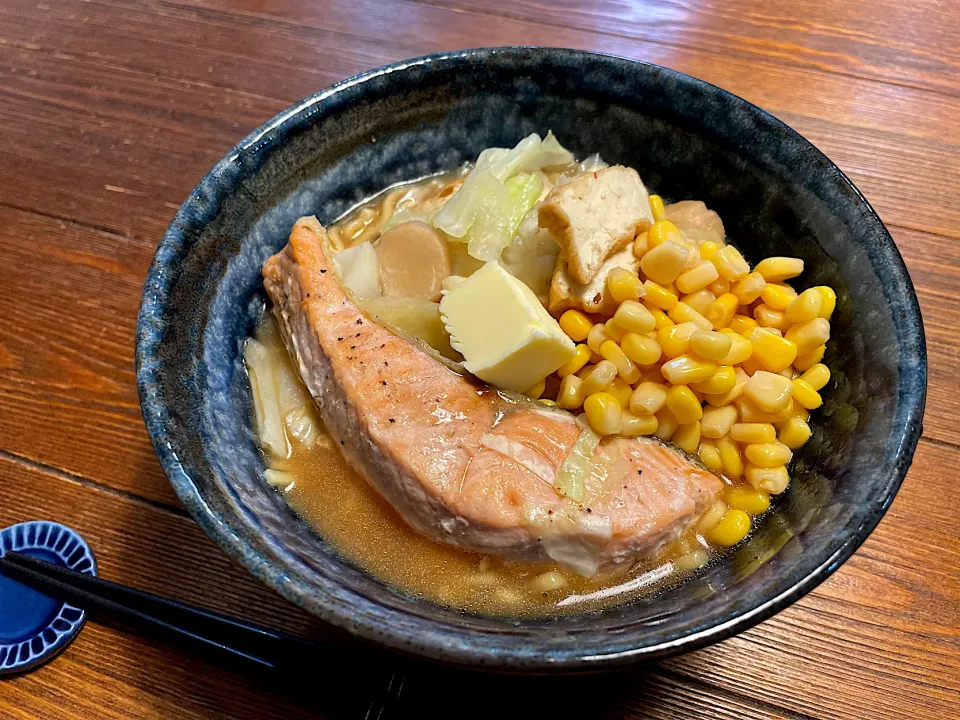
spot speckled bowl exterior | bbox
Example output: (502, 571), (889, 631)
(136, 47), (926, 672)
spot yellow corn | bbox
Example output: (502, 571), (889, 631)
(614, 300), (656, 334)
(577, 363), (596, 380)
(735, 396), (794, 424)
(658, 322), (698, 359)
(620, 411), (658, 436)
(642, 281), (679, 310)
(692, 366), (737, 395)
(557, 343), (592, 378)
(760, 283), (798, 311)
(712, 246), (750, 281)
(791, 378), (822, 409)
(748, 328), (798, 372)
(630, 382), (668, 415)
(607, 268), (644, 303)
(556, 374), (585, 410)
(704, 367), (750, 407)
(581, 360), (618, 396)
(701, 405), (738, 439)
(728, 316), (757, 337)
(673, 421), (702, 453)
(785, 318), (830, 354)
(816, 286), (836, 319)
(559, 309), (593, 342)
(746, 464), (789, 494)
(666, 385), (703, 424)
(709, 278), (730, 297)
(731, 271), (767, 305)
(523, 378), (546, 399)
(725, 487), (771, 516)
(683, 244), (702, 271)
(647, 219), (683, 247)
(682, 288), (716, 316)
(584, 392), (623, 435)
(654, 406), (679, 441)
(641, 240), (690, 284)
(676, 261), (720, 294)
(640, 304), (673, 331)
(705, 293), (738, 330)
(698, 439), (724, 472)
(699, 240), (719, 261)
(743, 371), (793, 412)
(744, 442), (793, 468)
(755, 257), (803, 282)
(690, 330), (733, 361)
(600, 340), (636, 381)
(800, 363), (831, 391)
(539, 399), (556, 406)
(661, 354), (717, 385)
(779, 416), (812, 449)
(706, 509), (751, 546)
(621, 332), (662, 366)
(668, 301), (712, 330)
(738, 355), (763, 376)
(586, 323), (608, 354)
(785, 288), (823, 324)
(717, 435), (744, 478)
(697, 499), (728, 534)
(730, 422), (776, 444)
(633, 231), (650, 258)
(793, 344), (826, 372)
(718, 330), (753, 365)
(649, 194), (667, 222)
(608, 377), (634, 409)
(754, 303), (788, 330)
(604, 318), (626, 343)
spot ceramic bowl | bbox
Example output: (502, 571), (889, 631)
(136, 47), (925, 671)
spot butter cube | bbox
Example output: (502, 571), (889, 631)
(440, 263), (575, 392)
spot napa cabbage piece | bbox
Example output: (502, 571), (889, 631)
(333, 241), (381, 300)
(463, 172), (542, 263)
(500, 208), (560, 302)
(360, 295), (462, 361)
(244, 338), (289, 459)
(554, 423), (601, 502)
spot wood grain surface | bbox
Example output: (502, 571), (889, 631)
(0, 1), (957, 718)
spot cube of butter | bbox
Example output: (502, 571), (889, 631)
(440, 263), (575, 392)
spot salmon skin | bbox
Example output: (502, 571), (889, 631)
(262, 217), (722, 576)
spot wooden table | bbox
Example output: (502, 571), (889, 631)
(1, 1), (957, 717)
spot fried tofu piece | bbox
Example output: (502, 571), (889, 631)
(538, 166), (653, 285)
(549, 244), (640, 316)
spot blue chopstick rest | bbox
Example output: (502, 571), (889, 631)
(0, 521), (97, 675)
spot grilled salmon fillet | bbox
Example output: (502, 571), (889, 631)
(263, 216), (722, 576)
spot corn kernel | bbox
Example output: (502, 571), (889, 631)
(718, 330), (753, 365)
(704, 293), (738, 330)
(682, 288), (716, 316)
(633, 232), (649, 258)
(704, 367), (750, 407)
(699, 240), (719, 261)
(577, 363), (596, 380)
(682, 244), (701, 271)
(649, 194), (667, 222)
(731, 272), (767, 305)
(673, 421), (702, 453)
(748, 328), (798, 372)
(743, 371), (793, 412)
(647, 219), (683, 248)
(604, 318), (626, 343)
(608, 377), (634, 409)
(581, 360), (618, 396)
(709, 278), (730, 297)
(661, 354), (717, 385)
(539, 399), (556, 406)
(760, 283), (798, 311)
(712, 246), (750, 281)
(707, 509), (751, 546)
(791, 378), (822, 409)
(600, 340), (636, 381)
(658, 322), (698, 359)
(584, 392), (623, 435)
(668, 301), (712, 330)
(793, 344), (826, 372)
(630, 382), (668, 415)
(755, 257), (803, 282)
(816, 286), (836, 319)
(746, 464), (789, 494)
(654, 406), (679, 441)
(738, 355), (763, 376)
(676, 260), (720, 294)
(620, 411), (658, 436)
(665, 386), (702, 425)
(556, 374), (585, 410)
(559, 309), (593, 342)
(800, 363), (831, 391)
(735, 396), (794, 424)
(698, 439), (724, 472)
(728, 315), (758, 335)
(785, 318), (830, 354)
(641, 240), (690, 285)
(523, 378), (546, 399)
(692, 365), (737, 395)
(697, 499), (728, 533)
(754, 303), (788, 330)
(725, 487), (771, 516)
(586, 323), (608, 354)
(785, 288), (823, 324)
(779, 416), (812, 449)
(642, 281), (679, 310)
(607, 268), (644, 303)
(717, 435), (744, 478)
(744, 442), (793, 468)
(612, 301), (654, 335)
(557, 343), (592, 378)
(621, 332), (662, 366)
(701, 405), (738, 439)
(690, 330), (733, 361)
(730, 423), (777, 444)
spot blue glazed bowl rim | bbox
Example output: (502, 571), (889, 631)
(136, 46), (926, 670)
